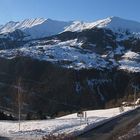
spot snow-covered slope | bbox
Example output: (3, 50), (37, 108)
(0, 18), (45, 34)
(0, 107), (134, 139)
(102, 17), (140, 32)
(0, 39), (114, 70)
(119, 51), (140, 72)
(0, 16), (140, 72)
(0, 30), (139, 72)
(1, 17), (140, 39)
(64, 17), (140, 34)
(0, 18), (72, 39)
(0, 21), (20, 33)
(23, 19), (72, 39)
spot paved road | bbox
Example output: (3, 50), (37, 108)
(0, 137), (9, 140)
(76, 107), (140, 140)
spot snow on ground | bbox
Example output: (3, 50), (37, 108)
(0, 40), (140, 72)
(0, 39), (112, 70)
(0, 107), (135, 139)
(119, 51), (140, 72)
(119, 60), (140, 73)
(122, 51), (140, 59)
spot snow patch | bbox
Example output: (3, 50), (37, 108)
(0, 39), (113, 70)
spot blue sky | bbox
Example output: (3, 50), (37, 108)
(0, 0), (140, 24)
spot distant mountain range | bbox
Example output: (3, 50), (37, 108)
(0, 16), (140, 39)
(0, 16), (140, 72)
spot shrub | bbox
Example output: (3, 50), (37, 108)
(42, 133), (75, 140)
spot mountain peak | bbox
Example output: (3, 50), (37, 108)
(100, 16), (140, 32)
(0, 21), (19, 33)
(17, 18), (46, 29)
(109, 16), (121, 19)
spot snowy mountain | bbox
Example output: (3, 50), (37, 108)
(64, 17), (140, 34)
(100, 16), (140, 33)
(0, 16), (140, 118)
(0, 16), (140, 72)
(1, 16), (140, 40)
(0, 18), (72, 39)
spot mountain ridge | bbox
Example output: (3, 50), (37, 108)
(0, 16), (140, 39)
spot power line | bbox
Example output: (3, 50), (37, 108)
(0, 78), (80, 110)
(0, 71), (81, 112)
(0, 71), (46, 85)
(18, 78), (21, 131)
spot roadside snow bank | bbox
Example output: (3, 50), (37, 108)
(0, 107), (136, 139)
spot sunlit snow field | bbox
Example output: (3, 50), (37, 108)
(0, 107), (136, 139)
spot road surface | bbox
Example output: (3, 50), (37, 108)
(0, 137), (9, 140)
(76, 107), (140, 140)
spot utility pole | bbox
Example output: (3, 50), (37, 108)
(134, 86), (136, 108)
(18, 78), (21, 131)
(132, 84), (139, 108)
(2, 40), (6, 50)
